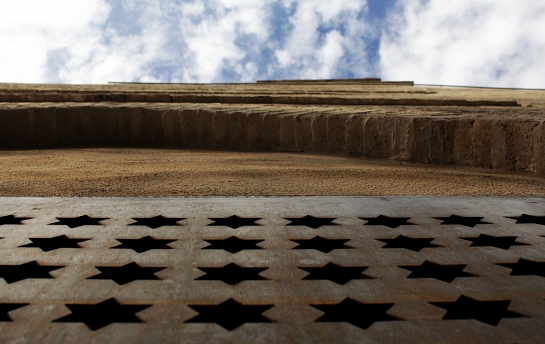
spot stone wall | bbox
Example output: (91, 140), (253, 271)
(1, 104), (543, 174)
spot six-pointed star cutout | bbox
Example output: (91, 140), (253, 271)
(196, 263), (268, 285)
(0, 261), (64, 284)
(497, 258), (545, 277)
(311, 298), (401, 330)
(360, 215), (414, 228)
(202, 236), (264, 253)
(111, 236), (176, 253)
(207, 215), (261, 229)
(430, 295), (526, 326)
(433, 215), (490, 227)
(53, 298), (152, 330)
(128, 216), (185, 229)
(285, 215), (338, 229)
(400, 261), (476, 282)
(506, 214), (545, 226)
(0, 303), (29, 321)
(20, 235), (90, 252)
(7, 211), (537, 332)
(0, 214), (32, 226)
(291, 237), (353, 253)
(88, 262), (167, 285)
(49, 215), (108, 228)
(460, 234), (528, 250)
(185, 298), (274, 330)
(300, 263), (373, 285)
(377, 235), (441, 252)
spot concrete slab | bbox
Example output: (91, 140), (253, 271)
(0, 196), (544, 343)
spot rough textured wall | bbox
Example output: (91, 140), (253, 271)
(1, 103), (543, 174)
(0, 81), (544, 174)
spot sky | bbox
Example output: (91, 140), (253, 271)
(0, 0), (544, 87)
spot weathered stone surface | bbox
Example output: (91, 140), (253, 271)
(0, 81), (544, 174)
(533, 121), (545, 174)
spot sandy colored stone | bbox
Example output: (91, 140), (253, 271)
(0, 148), (543, 197)
(1, 82), (544, 174)
(1, 102), (544, 173)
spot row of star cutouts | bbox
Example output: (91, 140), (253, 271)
(0, 295), (530, 331)
(0, 258), (543, 285)
(1, 214), (544, 228)
(3, 234), (538, 253)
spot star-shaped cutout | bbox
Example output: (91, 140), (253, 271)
(284, 215), (338, 229)
(460, 234), (528, 250)
(185, 298), (274, 330)
(48, 215), (108, 228)
(377, 235), (441, 252)
(19, 235), (90, 252)
(359, 215), (414, 228)
(311, 298), (401, 330)
(202, 236), (264, 253)
(128, 216), (185, 229)
(0, 261), (64, 284)
(196, 263), (268, 285)
(299, 263), (373, 285)
(399, 261), (476, 282)
(291, 237), (353, 253)
(53, 298), (152, 330)
(0, 214), (32, 226)
(88, 262), (167, 285)
(111, 236), (176, 253)
(506, 214), (545, 226)
(433, 215), (490, 227)
(430, 295), (526, 326)
(207, 215), (261, 229)
(497, 258), (545, 277)
(0, 303), (29, 321)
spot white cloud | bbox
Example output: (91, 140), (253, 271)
(49, 1), (170, 83)
(3, 0), (544, 86)
(176, 0), (273, 82)
(380, 0), (545, 88)
(0, 0), (110, 83)
(0, 0), (372, 84)
(274, 0), (369, 79)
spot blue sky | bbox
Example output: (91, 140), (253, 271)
(1, 0), (544, 87)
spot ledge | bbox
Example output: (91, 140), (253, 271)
(0, 103), (543, 174)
